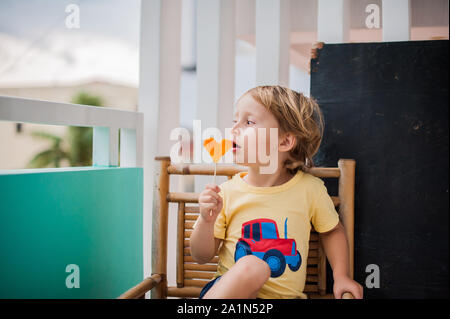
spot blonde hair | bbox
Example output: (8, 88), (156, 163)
(245, 85), (324, 174)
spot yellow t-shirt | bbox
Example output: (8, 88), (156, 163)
(198, 169), (340, 299)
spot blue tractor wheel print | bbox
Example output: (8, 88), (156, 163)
(234, 241), (252, 262)
(263, 249), (286, 278)
(288, 250), (302, 272)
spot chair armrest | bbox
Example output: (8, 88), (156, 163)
(118, 274), (162, 299)
(341, 292), (355, 299)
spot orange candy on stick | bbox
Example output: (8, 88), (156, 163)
(203, 138), (233, 216)
(203, 137), (233, 163)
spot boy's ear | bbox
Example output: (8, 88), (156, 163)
(279, 132), (296, 153)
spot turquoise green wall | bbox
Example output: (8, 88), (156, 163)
(0, 167), (143, 298)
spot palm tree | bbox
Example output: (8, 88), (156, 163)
(27, 92), (103, 168)
(27, 131), (71, 168)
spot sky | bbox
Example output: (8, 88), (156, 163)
(0, 0), (141, 87)
(0, 0), (140, 45)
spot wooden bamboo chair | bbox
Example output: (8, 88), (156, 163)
(119, 156), (356, 299)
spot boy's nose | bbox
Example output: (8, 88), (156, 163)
(231, 124), (240, 136)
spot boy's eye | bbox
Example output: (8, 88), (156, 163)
(247, 120), (255, 125)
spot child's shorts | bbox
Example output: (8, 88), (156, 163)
(199, 276), (221, 299)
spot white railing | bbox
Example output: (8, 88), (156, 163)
(0, 95), (143, 168)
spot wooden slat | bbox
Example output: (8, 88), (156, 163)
(168, 192), (199, 203)
(185, 279), (209, 288)
(167, 286), (202, 298)
(117, 274), (162, 299)
(185, 271), (216, 280)
(338, 159), (356, 279)
(185, 221), (195, 229)
(310, 232), (319, 241)
(176, 202), (185, 288)
(306, 275), (319, 283)
(305, 167), (340, 178)
(307, 257), (318, 265)
(303, 284), (319, 293)
(306, 266), (318, 275)
(167, 164), (246, 176)
(151, 157), (170, 299)
(185, 206), (199, 214)
(166, 164), (340, 179)
(185, 256), (219, 263)
(185, 214), (198, 221)
(184, 263), (218, 272)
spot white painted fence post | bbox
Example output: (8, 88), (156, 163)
(197, 0), (236, 133)
(120, 128), (136, 167)
(119, 114), (143, 168)
(93, 126), (119, 166)
(255, 0), (290, 86)
(181, 0), (197, 70)
(317, 0), (350, 43)
(382, 0), (411, 41)
(139, 0), (182, 289)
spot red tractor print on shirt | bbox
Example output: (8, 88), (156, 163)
(234, 218), (302, 278)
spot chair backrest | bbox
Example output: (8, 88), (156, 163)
(151, 156), (355, 299)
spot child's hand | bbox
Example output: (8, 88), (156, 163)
(199, 183), (223, 223)
(333, 274), (364, 299)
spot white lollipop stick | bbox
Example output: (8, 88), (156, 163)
(210, 162), (217, 216)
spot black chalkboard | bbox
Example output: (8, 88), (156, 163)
(310, 40), (449, 299)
